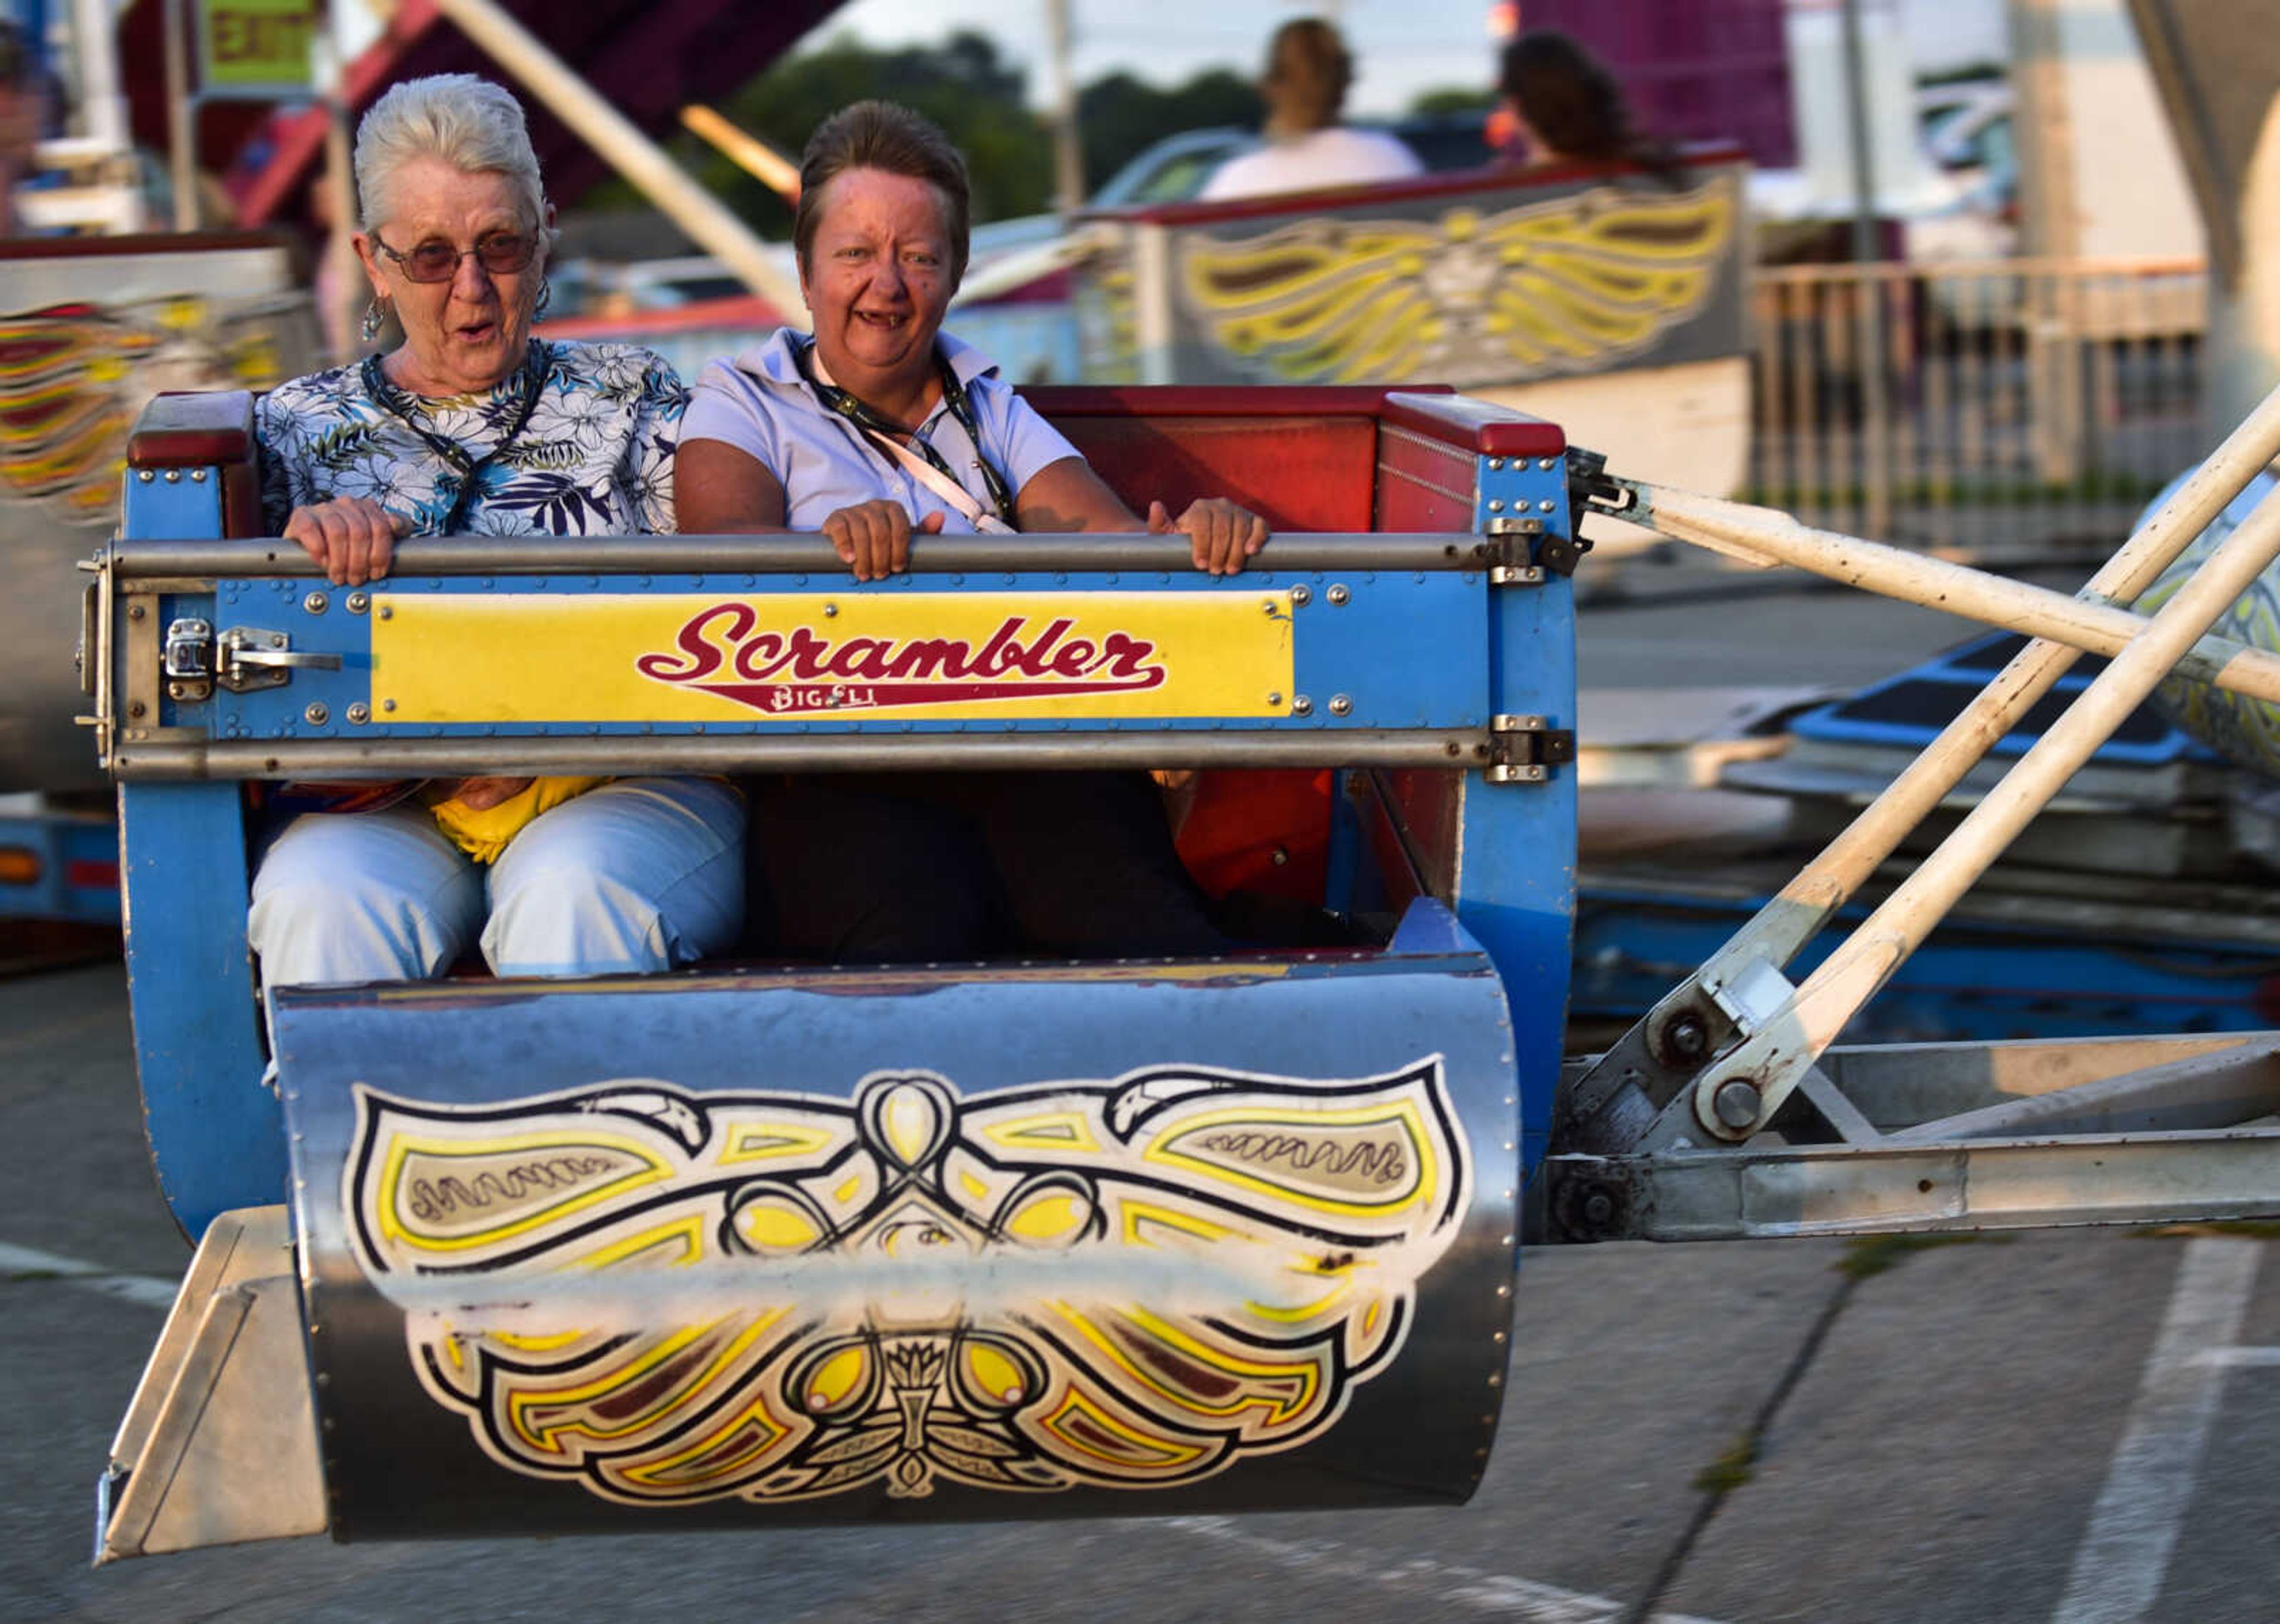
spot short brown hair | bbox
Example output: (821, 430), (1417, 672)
(1263, 18), (1352, 134)
(794, 101), (973, 286)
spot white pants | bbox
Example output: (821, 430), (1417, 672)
(247, 776), (745, 985)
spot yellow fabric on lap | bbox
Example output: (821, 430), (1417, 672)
(428, 776), (610, 864)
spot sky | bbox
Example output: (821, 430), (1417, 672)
(796, 0), (2013, 118)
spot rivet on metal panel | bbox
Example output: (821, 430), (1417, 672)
(1540, 456), (1560, 471)
(1497, 1283), (1510, 1298)
(346, 703), (369, 725)
(1288, 583), (1310, 606)
(127, 700), (145, 719)
(381, 698), (396, 712)
(302, 591), (328, 615)
(1488, 1373), (1503, 1386)
(824, 602), (838, 617)
(136, 470), (154, 483)
(1537, 499), (1556, 513)
(304, 703), (329, 726)
(190, 468), (208, 482)
(378, 605), (392, 620)
(1261, 598), (1277, 615)
(345, 592), (368, 614)
(1486, 499), (1503, 513)
(1290, 694), (1313, 716)
(1326, 583), (1349, 605)
(1488, 456), (1505, 470)
(1266, 692), (1284, 707)
(128, 603), (145, 621)
(163, 470), (180, 483)
(1328, 694), (1352, 716)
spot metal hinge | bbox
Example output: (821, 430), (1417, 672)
(164, 617), (214, 702)
(163, 620), (341, 701)
(1487, 713), (1576, 784)
(1479, 515), (1592, 582)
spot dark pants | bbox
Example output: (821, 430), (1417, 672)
(745, 770), (1229, 963)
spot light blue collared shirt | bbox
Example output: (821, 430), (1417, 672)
(682, 329), (1081, 532)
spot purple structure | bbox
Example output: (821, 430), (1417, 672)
(1507, 0), (1795, 169)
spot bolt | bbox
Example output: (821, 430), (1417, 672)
(1711, 1078), (1762, 1130)
(1328, 693), (1352, 715)
(346, 702), (369, 725)
(1291, 694), (1313, 716)
(1288, 583), (1311, 606)
(1326, 583), (1350, 605)
(303, 702), (329, 727)
(1581, 1190), (1615, 1228)
(303, 591), (328, 615)
(1661, 1012), (1711, 1065)
(127, 700), (146, 719)
(127, 603), (145, 621)
(346, 592), (369, 614)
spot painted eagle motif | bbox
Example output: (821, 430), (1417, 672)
(346, 1060), (1469, 1507)
(1176, 176), (1737, 387)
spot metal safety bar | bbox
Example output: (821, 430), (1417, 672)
(1559, 379), (2280, 1157)
(105, 728), (1496, 783)
(106, 532), (1491, 581)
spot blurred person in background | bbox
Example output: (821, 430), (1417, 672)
(1198, 17), (1422, 201)
(0, 21), (41, 236)
(1493, 29), (1681, 185)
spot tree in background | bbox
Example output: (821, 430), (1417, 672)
(589, 31), (1056, 234)
(1075, 69), (1261, 192)
(580, 37), (1272, 230)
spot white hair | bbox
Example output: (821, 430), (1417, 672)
(354, 74), (548, 235)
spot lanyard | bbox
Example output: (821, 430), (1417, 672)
(791, 334), (1018, 526)
(360, 340), (549, 533)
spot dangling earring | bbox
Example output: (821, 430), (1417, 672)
(533, 278), (552, 320)
(360, 296), (389, 344)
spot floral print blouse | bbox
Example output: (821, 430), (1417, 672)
(255, 340), (686, 537)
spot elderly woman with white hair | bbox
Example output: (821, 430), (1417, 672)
(248, 73), (743, 988)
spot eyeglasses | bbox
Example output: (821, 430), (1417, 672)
(370, 230), (538, 284)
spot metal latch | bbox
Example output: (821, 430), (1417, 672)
(163, 620), (342, 699)
(215, 627), (343, 693)
(1486, 713), (1576, 784)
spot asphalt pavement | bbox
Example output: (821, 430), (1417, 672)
(7, 567), (2277, 1622)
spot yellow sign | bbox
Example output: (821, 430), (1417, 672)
(371, 592), (1296, 724)
(197, 0), (318, 96)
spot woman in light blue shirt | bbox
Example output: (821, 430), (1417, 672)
(678, 100), (1267, 962)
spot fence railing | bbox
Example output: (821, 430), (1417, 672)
(1749, 256), (2208, 561)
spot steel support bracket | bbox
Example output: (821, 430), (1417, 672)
(1486, 712), (1576, 784)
